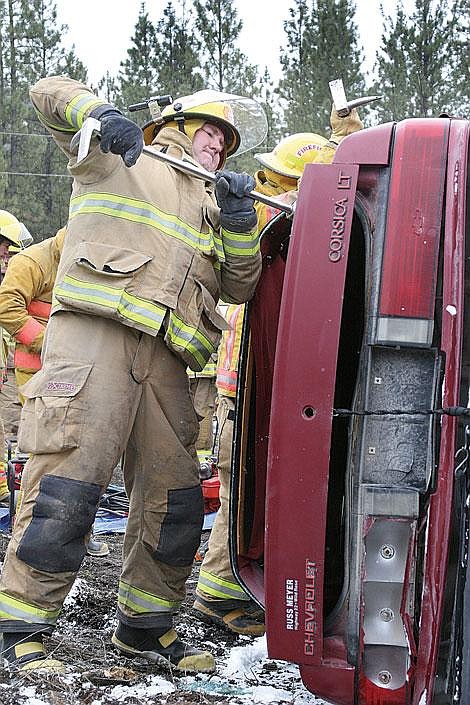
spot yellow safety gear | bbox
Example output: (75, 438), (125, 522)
(329, 107), (363, 143)
(143, 89), (267, 160)
(216, 304), (245, 397)
(0, 210), (33, 249)
(255, 132), (328, 181)
(262, 168), (298, 193)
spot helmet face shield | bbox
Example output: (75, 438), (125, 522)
(18, 223), (34, 248)
(147, 89), (267, 158)
(227, 95), (268, 157)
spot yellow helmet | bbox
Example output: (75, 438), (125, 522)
(143, 89), (267, 160)
(255, 133), (328, 180)
(0, 209), (33, 249)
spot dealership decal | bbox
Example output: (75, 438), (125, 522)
(285, 578), (299, 631)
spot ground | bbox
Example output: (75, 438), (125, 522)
(0, 530), (328, 705)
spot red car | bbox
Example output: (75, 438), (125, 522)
(230, 115), (470, 705)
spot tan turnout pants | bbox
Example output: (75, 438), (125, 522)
(196, 395), (250, 602)
(0, 311), (202, 634)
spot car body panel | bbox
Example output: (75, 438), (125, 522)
(230, 117), (470, 705)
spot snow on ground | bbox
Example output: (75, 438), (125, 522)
(0, 534), (333, 705)
(2, 636), (331, 705)
(180, 635), (331, 704)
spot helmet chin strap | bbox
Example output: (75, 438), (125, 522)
(174, 115), (186, 133)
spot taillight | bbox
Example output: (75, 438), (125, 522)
(374, 120), (449, 346)
(358, 675), (409, 705)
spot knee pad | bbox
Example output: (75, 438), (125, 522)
(17, 475), (101, 573)
(153, 486), (203, 567)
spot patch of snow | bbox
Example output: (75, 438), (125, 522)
(15, 686), (48, 705)
(64, 577), (89, 607)
(222, 634), (269, 677)
(107, 675), (175, 700)
(181, 635), (328, 703)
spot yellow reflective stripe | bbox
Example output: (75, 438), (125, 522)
(0, 591), (60, 624)
(16, 642), (44, 658)
(54, 275), (166, 332)
(222, 228), (259, 256)
(69, 193), (215, 255)
(65, 93), (104, 129)
(118, 581), (179, 614)
(168, 312), (215, 369)
(212, 232), (225, 262)
(197, 569), (249, 600)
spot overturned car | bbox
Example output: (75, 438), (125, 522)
(230, 115), (470, 704)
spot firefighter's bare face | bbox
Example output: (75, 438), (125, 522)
(0, 239), (12, 274)
(192, 122), (225, 172)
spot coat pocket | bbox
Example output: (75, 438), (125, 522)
(18, 361), (93, 454)
(54, 243), (163, 333)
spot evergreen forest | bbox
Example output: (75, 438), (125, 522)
(0, 0), (468, 239)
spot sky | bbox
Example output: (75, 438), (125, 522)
(54, 0), (409, 88)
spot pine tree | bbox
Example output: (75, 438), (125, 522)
(193, 0), (258, 95)
(154, 0), (203, 98)
(278, 0), (365, 137)
(113, 3), (159, 118)
(0, 0), (85, 239)
(373, 0), (464, 120)
(452, 0), (469, 114)
(256, 68), (282, 153)
(373, 3), (413, 121)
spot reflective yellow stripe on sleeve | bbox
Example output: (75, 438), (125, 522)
(33, 94), (104, 135)
(0, 591), (60, 626)
(54, 274), (166, 334)
(65, 93), (106, 129)
(167, 312), (217, 371)
(221, 228), (259, 257)
(69, 193), (217, 256)
(118, 581), (180, 614)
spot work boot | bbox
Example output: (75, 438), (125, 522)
(193, 595), (265, 636)
(86, 537), (110, 557)
(111, 622), (215, 673)
(1, 632), (65, 672)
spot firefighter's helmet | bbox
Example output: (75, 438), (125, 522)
(0, 210), (33, 250)
(143, 89), (267, 163)
(255, 132), (328, 180)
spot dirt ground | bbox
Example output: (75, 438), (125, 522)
(0, 530), (249, 705)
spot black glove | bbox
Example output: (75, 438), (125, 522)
(215, 171), (257, 233)
(98, 111), (143, 167)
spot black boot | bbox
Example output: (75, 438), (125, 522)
(193, 594), (265, 636)
(1, 631), (64, 672)
(112, 621), (215, 673)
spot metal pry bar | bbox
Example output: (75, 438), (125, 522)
(329, 78), (382, 117)
(70, 117), (294, 216)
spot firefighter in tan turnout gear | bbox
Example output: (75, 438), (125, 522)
(194, 111), (363, 636)
(0, 227), (66, 399)
(0, 76), (265, 673)
(0, 211), (33, 502)
(0, 226), (108, 557)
